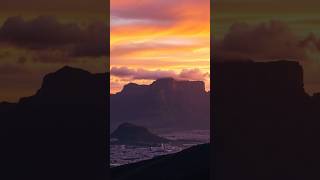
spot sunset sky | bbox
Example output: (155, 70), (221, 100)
(213, 0), (320, 94)
(110, 0), (210, 93)
(0, 0), (107, 102)
(3, 0), (320, 101)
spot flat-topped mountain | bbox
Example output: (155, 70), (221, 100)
(111, 78), (210, 131)
(111, 123), (169, 145)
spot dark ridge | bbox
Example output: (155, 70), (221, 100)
(111, 123), (170, 145)
(111, 143), (210, 180)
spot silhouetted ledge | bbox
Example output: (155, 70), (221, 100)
(111, 143), (210, 180)
(111, 123), (170, 145)
(111, 78), (210, 131)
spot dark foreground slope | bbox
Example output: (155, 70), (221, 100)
(0, 66), (107, 180)
(111, 143), (210, 180)
(111, 78), (210, 131)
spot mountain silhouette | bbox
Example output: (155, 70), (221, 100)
(111, 123), (170, 145)
(111, 143), (210, 180)
(213, 60), (320, 180)
(111, 78), (210, 131)
(3, 60), (320, 179)
(20, 66), (106, 105)
(0, 66), (107, 180)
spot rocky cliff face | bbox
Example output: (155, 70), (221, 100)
(111, 78), (210, 131)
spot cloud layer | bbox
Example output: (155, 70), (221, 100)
(214, 21), (309, 61)
(0, 16), (107, 59)
(111, 66), (209, 81)
(213, 20), (320, 62)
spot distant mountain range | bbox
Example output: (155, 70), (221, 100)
(111, 123), (170, 146)
(111, 78), (210, 131)
(3, 60), (320, 179)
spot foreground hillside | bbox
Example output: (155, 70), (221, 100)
(111, 143), (210, 180)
